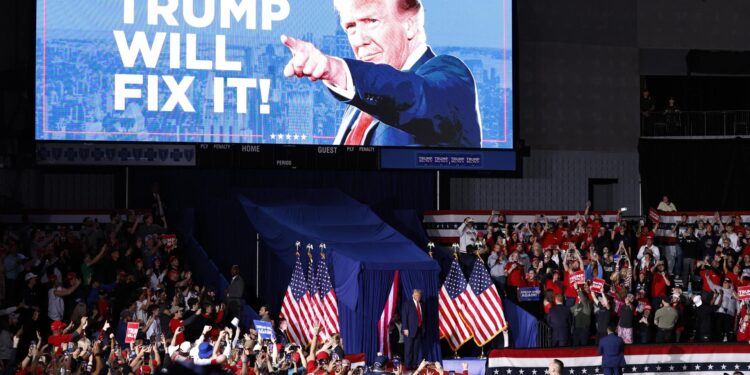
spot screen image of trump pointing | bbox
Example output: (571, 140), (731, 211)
(281, 0), (483, 148)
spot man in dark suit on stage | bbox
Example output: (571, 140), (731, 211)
(225, 264), (245, 322)
(281, 0), (482, 147)
(597, 325), (626, 375)
(401, 288), (424, 370)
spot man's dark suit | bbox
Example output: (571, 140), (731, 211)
(401, 299), (424, 369)
(225, 275), (245, 322)
(546, 304), (572, 347)
(332, 48), (482, 147)
(597, 333), (625, 375)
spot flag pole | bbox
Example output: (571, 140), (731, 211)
(474, 245), (487, 359)
(427, 242), (435, 258)
(451, 243), (461, 359)
(295, 240), (301, 257)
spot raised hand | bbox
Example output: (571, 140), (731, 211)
(281, 35), (347, 87)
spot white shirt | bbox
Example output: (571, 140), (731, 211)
(457, 222), (477, 253)
(727, 232), (739, 251)
(48, 287), (65, 321)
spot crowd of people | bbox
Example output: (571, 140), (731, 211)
(461, 202), (750, 347)
(0, 199), (471, 375)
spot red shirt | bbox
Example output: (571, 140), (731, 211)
(306, 362), (328, 375)
(742, 245), (750, 258)
(651, 273), (668, 297)
(523, 278), (540, 288)
(541, 232), (558, 250)
(505, 263), (524, 287)
(169, 319), (185, 345)
(701, 269), (721, 293)
(48, 334), (74, 348)
(544, 279), (564, 296)
(563, 271), (579, 298)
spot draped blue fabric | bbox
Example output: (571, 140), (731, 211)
(338, 270), (394, 360)
(502, 298), (538, 348)
(193, 188), (441, 363)
(176, 214), (260, 325)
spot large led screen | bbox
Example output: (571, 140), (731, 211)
(36, 0), (513, 149)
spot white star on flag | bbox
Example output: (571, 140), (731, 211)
(294, 134), (299, 140)
(532, 370), (537, 375)
(722, 364), (727, 370)
(301, 134), (307, 140)
(707, 364), (713, 370)
(286, 134), (292, 140)
(694, 364), (701, 370)
(270, 134), (276, 139)
(493, 371), (498, 375)
(669, 365), (674, 371)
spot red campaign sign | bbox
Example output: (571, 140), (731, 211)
(738, 286), (750, 301)
(591, 278), (605, 293)
(125, 322), (140, 343)
(568, 271), (585, 285)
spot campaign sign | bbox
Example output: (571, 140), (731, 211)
(254, 320), (276, 341)
(568, 271), (585, 285)
(125, 322), (140, 343)
(738, 286), (750, 301)
(591, 278), (605, 293)
(518, 287), (541, 302)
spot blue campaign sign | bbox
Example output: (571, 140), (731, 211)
(518, 287), (541, 302)
(254, 320), (276, 341)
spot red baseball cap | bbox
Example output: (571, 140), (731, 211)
(316, 351), (330, 361)
(168, 269), (179, 278)
(51, 320), (67, 331)
(66, 272), (77, 280)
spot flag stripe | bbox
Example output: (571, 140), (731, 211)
(378, 270), (399, 357)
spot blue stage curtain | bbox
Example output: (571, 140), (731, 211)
(502, 298), (537, 348)
(339, 270), (394, 361)
(399, 269), (442, 362)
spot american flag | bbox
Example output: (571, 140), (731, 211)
(488, 344), (750, 375)
(316, 253), (340, 340)
(281, 255), (314, 345)
(438, 259), (472, 351)
(378, 270), (399, 357)
(464, 259), (507, 346)
(306, 255), (324, 340)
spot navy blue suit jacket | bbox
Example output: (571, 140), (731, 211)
(402, 299), (423, 335)
(597, 333), (626, 368)
(332, 48), (482, 147)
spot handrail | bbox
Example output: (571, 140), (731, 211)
(641, 109), (750, 137)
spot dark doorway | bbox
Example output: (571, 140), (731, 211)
(589, 178), (618, 211)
